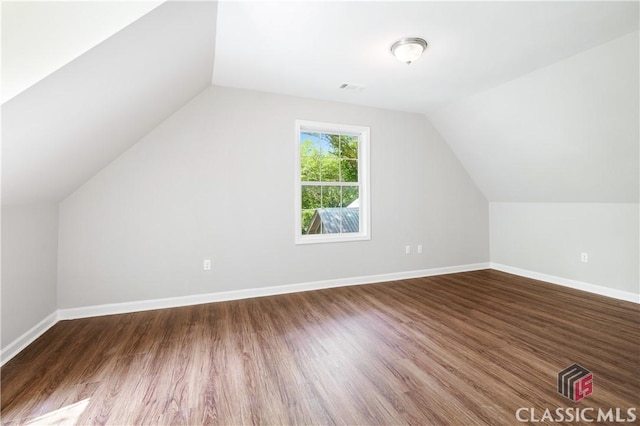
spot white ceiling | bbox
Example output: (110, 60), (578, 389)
(1, 1), (164, 104)
(1, 1), (638, 206)
(213, 1), (639, 114)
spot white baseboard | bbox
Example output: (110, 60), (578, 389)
(1, 311), (58, 367)
(0, 262), (490, 366)
(5, 262), (635, 367)
(58, 262), (490, 320)
(490, 263), (640, 304)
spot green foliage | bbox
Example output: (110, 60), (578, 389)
(300, 133), (360, 233)
(342, 186), (359, 206)
(328, 134), (358, 182)
(301, 209), (316, 233)
(300, 134), (358, 182)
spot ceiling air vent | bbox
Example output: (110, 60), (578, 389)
(339, 83), (366, 92)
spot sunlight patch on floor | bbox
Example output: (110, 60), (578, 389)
(25, 398), (90, 425)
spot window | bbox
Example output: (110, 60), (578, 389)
(295, 120), (370, 244)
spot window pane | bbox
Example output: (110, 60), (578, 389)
(319, 209), (342, 234)
(318, 133), (333, 156)
(302, 209), (317, 234)
(300, 133), (321, 155)
(322, 186), (341, 208)
(301, 156), (320, 181)
(324, 134), (340, 155)
(339, 135), (358, 159)
(301, 185), (321, 210)
(320, 155), (339, 181)
(342, 186), (359, 207)
(340, 159), (358, 182)
(340, 208), (360, 233)
(300, 134), (321, 181)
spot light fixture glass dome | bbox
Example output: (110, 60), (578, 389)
(391, 38), (427, 64)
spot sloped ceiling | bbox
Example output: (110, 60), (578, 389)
(428, 31), (639, 203)
(2, 1), (638, 206)
(1, 1), (164, 103)
(1, 1), (217, 205)
(213, 1), (638, 204)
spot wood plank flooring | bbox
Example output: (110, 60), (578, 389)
(1, 270), (639, 425)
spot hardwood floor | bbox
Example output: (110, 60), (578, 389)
(1, 270), (638, 425)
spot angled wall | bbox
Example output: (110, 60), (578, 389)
(490, 203), (639, 299)
(1, 1), (217, 206)
(57, 86), (489, 309)
(428, 31), (638, 203)
(1, 0), (217, 360)
(429, 31), (639, 299)
(1, 204), (58, 358)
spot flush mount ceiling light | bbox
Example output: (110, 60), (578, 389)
(390, 37), (427, 65)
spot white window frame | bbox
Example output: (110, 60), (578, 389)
(294, 120), (371, 245)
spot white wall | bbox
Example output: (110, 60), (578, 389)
(428, 31), (639, 203)
(1, 203), (58, 350)
(2, 1), (217, 206)
(427, 31), (639, 299)
(490, 203), (639, 297)
(1, 1), (162, 103)
(57, 85), (489, 309)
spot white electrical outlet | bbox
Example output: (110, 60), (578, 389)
(581, 253), (588, 263)
(417, 244), (423, 254)
(405, 245), (411, 255)
(203, 259), (211, 270)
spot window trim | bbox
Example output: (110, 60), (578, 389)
(294, 120), (371, 245)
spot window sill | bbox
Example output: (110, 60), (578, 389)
(295, 233), (371, 245)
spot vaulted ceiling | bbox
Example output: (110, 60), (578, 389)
(214, 1), (638, 114)
(2, 1), (639, 205)
(2, 1), (217, 205)
(1, 1), (163, 103)
(429, 31), (639, 203)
